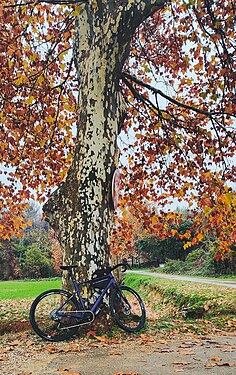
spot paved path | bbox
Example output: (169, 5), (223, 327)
(1, 333), (236, 375)
(127, 270), (236, 288)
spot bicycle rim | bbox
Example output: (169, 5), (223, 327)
(29, 289), (81, 341)
(110, 286), (146, 332)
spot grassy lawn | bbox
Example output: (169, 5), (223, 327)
(0, 275), (235, 336)
(0, 278), (61, 300)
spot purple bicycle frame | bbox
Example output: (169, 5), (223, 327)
(71, 272), (117, 317)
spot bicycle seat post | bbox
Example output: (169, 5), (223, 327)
(68, 268), (76, 284)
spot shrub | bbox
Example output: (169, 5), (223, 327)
(162, 247), (236, 277)
(21, 244), (56, 279)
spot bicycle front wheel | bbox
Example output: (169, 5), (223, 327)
(110, 286), (146, 332)
(29, 289), (81, 342)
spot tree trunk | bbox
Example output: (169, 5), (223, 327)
(43, 1), (165, 287)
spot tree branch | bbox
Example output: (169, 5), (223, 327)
(122, 73), (236, 146)
(122, 72), (232, 117)
(121, 0), (166, 39)
(4, 0), (87, 8)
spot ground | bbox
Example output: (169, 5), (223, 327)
(0, 328), (236, 375)
(1, 273), (235, 374)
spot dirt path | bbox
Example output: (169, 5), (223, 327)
(0, 331), (236, 375)
(128, 270), (236, 289)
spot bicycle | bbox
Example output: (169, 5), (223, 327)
(29, 262), (146, 342)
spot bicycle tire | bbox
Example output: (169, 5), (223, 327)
(29, 289), (81, 342)
(110, 285), (146, 332)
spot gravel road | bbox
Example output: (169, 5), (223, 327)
(127, 270), (236, 289)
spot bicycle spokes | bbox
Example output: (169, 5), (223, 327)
(110, 286), (146, 332)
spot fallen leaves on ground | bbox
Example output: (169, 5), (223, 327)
(179, 351), (195, 355)
(0, 329), (235, 375)
(154, 348), (174, 353)
(57, 369), (82, 375)
(0, 356), (9, 361)
(110, 351), (123, 355)
(45, 344), (82, 353)
(87, 330), (119, 344)
(139, 334), (155, 343)
(210, 355), (222, 361)
(206, 361), (235, 367)
(172, 361), (191, 366)
(206, 362), (235, 367)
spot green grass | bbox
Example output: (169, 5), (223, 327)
(0, 278), (61, 300)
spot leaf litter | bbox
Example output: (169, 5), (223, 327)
(0, 324), (235, 374)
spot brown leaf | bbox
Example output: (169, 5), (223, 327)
(179, 351), (195, 355)
(205, 363), (217, 367)
(19, 333), (28, 339)
(172, 361), (191, 366)
(10, 340), (21, 346)
(155, 349), (174, 353)
(26, 340), (34, 347)
(0, 356), (9, 361)
(45, 345), (59, 353)
(140, 334), (154, 342)
(86, 330), (97, 337)
(179, 344), (194, 348)
(210, 355), (222, 362)
(216, 362), (235, 367)
(65, 344), (81, 352)
(94, 335), (118, 344)
(0, 349), (11, 354)
(110, 351), (123, 355)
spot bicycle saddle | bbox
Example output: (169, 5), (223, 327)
(60, 265), (78, 270)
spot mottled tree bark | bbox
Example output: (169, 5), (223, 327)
(43, 0), (165, 286)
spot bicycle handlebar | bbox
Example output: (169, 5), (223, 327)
(110, 261), (131, 273)
(60, 262), (131, 275)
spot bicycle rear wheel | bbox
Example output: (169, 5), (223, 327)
(110, 285), (146, 332)
(29, 289), (81, 341)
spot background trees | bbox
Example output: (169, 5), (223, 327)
(0, 202), (62, 280)
(136, 219), (193, 263)
(0, 1), (235, 275)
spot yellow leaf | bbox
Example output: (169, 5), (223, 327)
(15, 76), (23, 85)
(38, 76), (44, 85)
(39, 139), (46, 147)
(72, 6), (82, 16)
(64, 103), (74, 111)
(196, 232), (204, 241)
(26, 96), (35, 105)
(221, 193), (233, 206)
(151, 216), (158, 224)
(183, 241), (192, 250)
